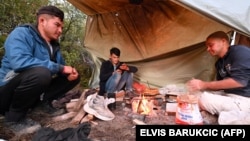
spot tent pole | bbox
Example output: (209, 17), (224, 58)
(230, 31), (237, 45)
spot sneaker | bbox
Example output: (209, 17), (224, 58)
(106, 93), (116, 111)
(83, 93), (115, 121)
(4, 118), (41, 135)
(34, 102), (66, 117)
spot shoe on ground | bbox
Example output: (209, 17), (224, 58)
(84, 93), (115, 121)
(4, 118), (41, 135)
(106, 93), (116, 111)
(34, 102), (66, 117)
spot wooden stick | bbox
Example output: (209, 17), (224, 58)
(90, 121), (98, 125)
(73, 89), (89, 111)
(52, 111), (77, 122)
(66, 101), (77, 111)
(132, 119), (146, 125)
(70, 109), (86, 125)
(87, 114), (94, 120)
(70, 98), (79, 102)
(80, 114), (89, 123)
(80, 114), (94, 123)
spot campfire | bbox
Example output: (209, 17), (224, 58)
(131, 95), (154, 115)
(51, 83), (170, 126)
(130, 84), (162, 116)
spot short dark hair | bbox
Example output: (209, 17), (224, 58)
(110, 47), (120, 57)
(206, 31), (229, 42)
(36, 5), (64, 21)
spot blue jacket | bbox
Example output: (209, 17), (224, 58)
(0, 24), (65, 86)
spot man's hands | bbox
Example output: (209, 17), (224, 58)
(62, 66), (79, 81)
(115, 63), (129, 74)
(119, 63), (129, 71)
(186, 78), (205, 92)
(187, 78), (244, 92)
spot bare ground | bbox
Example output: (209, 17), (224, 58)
(0, 94), (218, 141)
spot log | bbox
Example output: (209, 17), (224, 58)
(130, 113), (145, 121)
(80, 114), (94, 123)
(52, 111), (77, 122)
(73, 89), (89, 111)
(132, 119), (146, 125)
(90, 120), (98, 125)
(87, 114), (94, 120)
(116, 90), (125, 98)
(70, 109), (86, 125)
(70, 98), (79, 102)
(66, 101), (78, 112)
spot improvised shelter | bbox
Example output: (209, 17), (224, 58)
(67, 0), (250, 89)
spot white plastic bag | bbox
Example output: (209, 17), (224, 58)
(175, 94), (203, 125)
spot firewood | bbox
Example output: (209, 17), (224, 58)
(87, 114), (94, 120)
(131, 113), (145, 121)
(80, 114), (94, 123)
(132, 119), (146, 125)
(66, 101), (77, 111)
(116, 90), (125, 98)
(73, 89), (89, 111)
(70, 98), (79, 102)
(90, 120), (98, 125)
(70, 109), (86, 125)
(80, 115), (89, 123)
(52, 111), (77, 122)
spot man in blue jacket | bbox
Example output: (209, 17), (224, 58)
(0, 5), (80, 134)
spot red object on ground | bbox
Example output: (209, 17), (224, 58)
(133, 82), (146, 93)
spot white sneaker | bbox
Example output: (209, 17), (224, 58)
(84, 93), (115, 121)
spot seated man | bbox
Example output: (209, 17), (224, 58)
(0, 5), (80, 134)
(84, 47), (138, 120)
(187, 31), (250, 124)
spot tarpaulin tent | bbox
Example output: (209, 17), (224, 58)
(67, 0), (250, 89)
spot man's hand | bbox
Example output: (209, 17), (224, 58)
(186, 78), (205, 92)
(119, 63), (129, 71)
(114, 69), (122, 74)
(62, 66), (79, 81)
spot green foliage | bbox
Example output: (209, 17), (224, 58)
(0, 34), (7, 59)
(51, 0), (91, 88)
(0, 0), (48, 64)
(0, 0), (48, 34)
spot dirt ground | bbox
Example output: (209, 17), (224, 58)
(0, 91), (218, 141)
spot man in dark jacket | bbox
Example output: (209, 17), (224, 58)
(84, 47), (137, 121)
(0, 6), (80, 134)
(187, 31), (250, 124)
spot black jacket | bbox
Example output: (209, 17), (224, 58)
(98, 60), (138, 95)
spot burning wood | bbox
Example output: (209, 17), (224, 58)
(131, 96), (154, 115)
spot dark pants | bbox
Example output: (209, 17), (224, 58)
(0, 67), (80, 122)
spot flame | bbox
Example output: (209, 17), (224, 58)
(131, 94), (153, 115)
